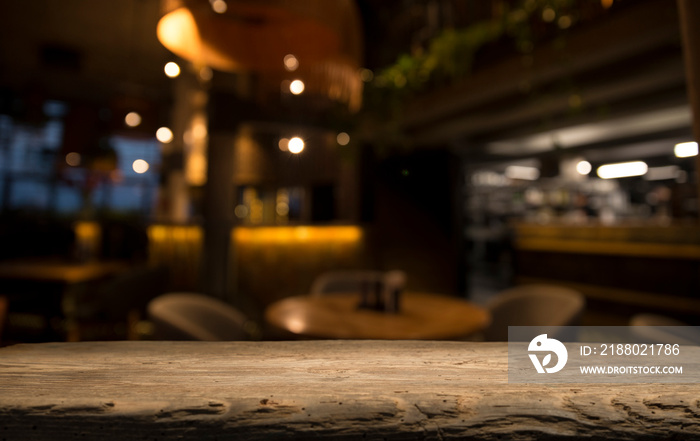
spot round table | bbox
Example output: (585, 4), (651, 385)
(265, 292), (491, 340)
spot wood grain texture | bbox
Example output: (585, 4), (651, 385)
(0, 341), (699, 440)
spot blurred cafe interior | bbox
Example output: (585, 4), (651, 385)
(0, 0), (699, 345)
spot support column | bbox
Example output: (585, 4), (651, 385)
(201, 131), (236, 300)
(200, 74), (254, 301)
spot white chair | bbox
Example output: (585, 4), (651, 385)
(147, 293), (255, 341)
(483, 284), (586, 341)
(630, 313), (700, 345)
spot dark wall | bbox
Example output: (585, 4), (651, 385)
(367, 148), (462, 294)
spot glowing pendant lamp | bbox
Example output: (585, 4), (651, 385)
(157, 0), (363, 111)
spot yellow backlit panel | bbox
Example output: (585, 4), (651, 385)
(147, 225), (203, 289)
(74, 221), (101, 243)
(73, 221), (102, 259)
(233, 226), (362, 244)
(145, 224), (365, 301)
(148, 225), (202, 243)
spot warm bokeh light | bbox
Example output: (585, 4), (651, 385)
(234, 205), (249, 219)
(336, 132), (350, 146)
(360, 68), (374, 82)
(674, 141), (698, 158)
(597, 161), (648, 179)
(288, 137), (304, 154)
(290, 79), (305, 95)
(576, 160), (592, 175)
(211, 0), (227, 14)
(164, 61), (181, 78)
(505, 165), (540, 181)
(74, 221), (102, 260)
(199, 66), (213, 81)
(278, 138), (289, 152)
(284, 54), (299, 71)
(192, 121), (207, 139)
(542, 7), (556, 22)
(276, 189), (290, 222)
(601, 0), (614, 9)
(276, 202), (290, 216)
(132, 159), (149, 174)
(558, 15), (572, 29)
(125, 111), (142, 127)
(65, 152), (81, 167)
(472, 171), (508, 187)
(156, 127), (174, 143)
(74, 221), (100, 242)
(286, 317), (307, 334)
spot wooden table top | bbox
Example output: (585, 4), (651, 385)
(0, 259), (128, 285)
(265, 291), (491, 340)
(0, 341), (698, 440)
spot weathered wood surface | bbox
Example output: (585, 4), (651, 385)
(0, 341), (699, 440)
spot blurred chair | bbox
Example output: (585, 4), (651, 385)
(630, 313), (700, 345)
(147, 292), (257, 341)
(310, 270), (384, 295)
(483, 284), (586, 341)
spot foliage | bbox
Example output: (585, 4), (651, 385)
(359, 0), (593, 149)
(372, 0), (582, 96)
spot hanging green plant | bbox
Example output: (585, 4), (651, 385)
(372, 0), (583, 95)
(373, 20), (504, 94)
(359, 0), (615, 150)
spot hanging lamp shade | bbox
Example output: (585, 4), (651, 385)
(157, 0), (363, 111)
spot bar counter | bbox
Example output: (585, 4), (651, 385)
(512, 222), (700, 318)
(514, 222), (700, 259)
(1, 341), (698, 440)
